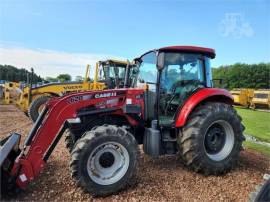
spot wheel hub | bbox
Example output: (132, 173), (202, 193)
(205, 124), (226, 154)
(99, 152), (115, 168)
(204, 120), (235, 161)
(87, 142), (130, 185)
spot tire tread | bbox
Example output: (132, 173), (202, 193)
(178, 102), (245, 175)
(70, 125), (139, 196)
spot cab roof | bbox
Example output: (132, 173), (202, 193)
(159, 46), (216, 58)
(137, 46), (216, 60)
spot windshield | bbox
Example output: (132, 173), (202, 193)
(98, 63), (126, 80)
(161, 53), (205, 93)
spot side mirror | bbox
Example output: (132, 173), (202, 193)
(157, 52), (165, 70)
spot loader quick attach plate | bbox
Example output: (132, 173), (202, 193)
(0, 133), (21, 168)
(0, 133), (21, 197)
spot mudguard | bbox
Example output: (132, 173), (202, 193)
(175, 88), (234, 127)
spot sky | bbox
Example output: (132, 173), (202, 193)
(0, 0), (269, 78)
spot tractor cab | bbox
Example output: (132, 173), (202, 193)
(97, 59), (138, 89)
(135, 46), (215, 126)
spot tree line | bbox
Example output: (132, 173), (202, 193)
(0, 65), (74, 83)
(0, 65), (43, 83)
(212, 63), (270, 89)
(45, 74), (72, 83)
(1, 63), (269, 89)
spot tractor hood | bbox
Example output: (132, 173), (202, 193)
(46, 88), (145, 117)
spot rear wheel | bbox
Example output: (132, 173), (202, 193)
(70, 125), (139, 196)
(28, 95), (51, 122)
(178, 102), (245, 175)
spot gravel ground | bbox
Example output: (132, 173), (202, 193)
(0, 104), (269, 202)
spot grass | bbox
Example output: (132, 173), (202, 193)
(244, 141), (270, 157)
(235, 107), (270, 143)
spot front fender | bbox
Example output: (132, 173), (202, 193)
(175, 88), (233, 127)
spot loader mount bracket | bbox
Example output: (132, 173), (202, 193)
(0, 133), (22, 197)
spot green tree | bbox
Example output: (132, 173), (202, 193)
(45, 77), (58, 83)
(0, 65), (43, 83)
(212, 63), (270, 89)
(57, 74), (71, 82)
(75, 76), (83, 82)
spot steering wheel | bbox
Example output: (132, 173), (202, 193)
(117, 79), (125, 88)
(164, 80), (204, 115)
(170, 80), (203, 93)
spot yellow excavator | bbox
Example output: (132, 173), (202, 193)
(15, 59), (135, 122)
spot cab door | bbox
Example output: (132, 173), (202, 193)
(158, 52), (206, 126)
(136, 51), (158, 122)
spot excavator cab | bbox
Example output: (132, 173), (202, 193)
(97, 59), (137, 89)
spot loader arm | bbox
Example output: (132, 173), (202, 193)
(2, 88), (144, 190)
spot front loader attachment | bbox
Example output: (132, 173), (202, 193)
(1, 88), (132, 198)
(0, 133), (21, 197)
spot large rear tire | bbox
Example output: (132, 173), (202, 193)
(70, 125), (139, 196)
(178, 102), (245, 175)
(28, 95), (51, 122)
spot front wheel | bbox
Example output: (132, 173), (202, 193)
(28, 95), (51, 122)
(70, 125), (139, 196)
(178, 102), (245, 175)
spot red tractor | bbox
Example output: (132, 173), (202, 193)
(0, 46), (245, 197)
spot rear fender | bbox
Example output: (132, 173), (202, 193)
(175, 88), (233, 127)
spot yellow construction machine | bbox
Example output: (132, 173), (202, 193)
(2, 82), (21, 104)
(96, 59), (135, 89)
(250, 89), (270, 109)
(230, 88), (254, 108)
